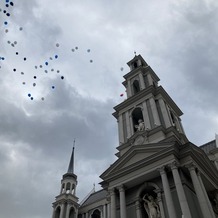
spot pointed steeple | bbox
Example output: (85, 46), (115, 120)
(67, 140), (75, 174)
(52, 140), (79, 218)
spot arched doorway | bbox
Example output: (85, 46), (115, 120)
(91, 209), (101, 218)
(69, 207), (76, 218)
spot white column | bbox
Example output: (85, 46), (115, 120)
(86, 212), (89, 218)
(170, 162), (191, 218)
(60, 184), (64, 194)
(107, 202), (111, 218)
(65, 204), (71, 218)
(110, 188), (116, 218)
(188, 164), (212, 218)
(60, 204), (65, 218)
(127, 80), (131, 97)
(103, 204), (107, 218)
(139, 72), (145, 89)
(159, 166), (177, 218)
(52, 207), (56, 218)
(75, 210), (78, 218)
(118, 115), (124, 144)
(154, 189), (165, 218)
(119, 185), (127, 218)
(197, 171), (216, 218)
(142, 101), (151, 129)
(70, 184), (73, 194)
(129, 115), (134, 135)
(149, 98), (161, 126)
(135, 200), (142, 218)
(158, 98), (171, 128)
(125, 111), (131, 138)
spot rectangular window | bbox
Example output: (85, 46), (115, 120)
(156, 100), (165, 128)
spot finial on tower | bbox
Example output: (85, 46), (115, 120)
(134, 51), (137, 56)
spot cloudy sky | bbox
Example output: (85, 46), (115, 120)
(0, 0), (218, 217)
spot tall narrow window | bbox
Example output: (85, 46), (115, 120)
(133, 61), (138, 69)
(132, 107), (144, 132)
(55, 207), (61, 218)
(133, 80), (140, 94)
(69, 208), (75, 218)
(170, 111), (176, 125)
(155, 100), (165, 127)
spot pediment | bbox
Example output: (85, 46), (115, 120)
(100, 142), (175, 180)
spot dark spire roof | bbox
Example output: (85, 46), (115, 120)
(67, 140), (75, 174)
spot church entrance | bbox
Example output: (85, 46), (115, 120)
(91, 209), (101, 218)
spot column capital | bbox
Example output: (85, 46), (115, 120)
(153, 188), (161, 194)
(157, 166), (166, 175)
(118, 184), (126, 192)
(169, 161), (179, 170)
(185, 162), (197, 172)
(135, 200), (142, 210)
(108, 188), (116, 196)
(154, 189), (162, 203)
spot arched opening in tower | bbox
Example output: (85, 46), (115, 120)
(66, 182), (71, 194)
(132, 107), (144, 132)
(55, 206), (61, 218)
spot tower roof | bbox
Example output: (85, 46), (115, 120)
(67, 144), (75, 174)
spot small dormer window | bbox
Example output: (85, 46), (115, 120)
(133, 80), (140, 94)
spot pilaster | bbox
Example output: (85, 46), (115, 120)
(118, 185), (127, 218)
(158, 166), (177, 218)
(170, 162), (191, 218)
(109, 188), (116, 218)
(149, 98), (161, 126)
(154, 189), (165, 218)
(142, 102), (151, 129)
(187, 163), (212, 218)
(197, 171), (216, 218)
(135, 200), (142, 218)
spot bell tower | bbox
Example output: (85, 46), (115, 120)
(113, 54), (188, 156)
(52, 142), (79, 218)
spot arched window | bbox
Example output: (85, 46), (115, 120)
(133, 61), (138, 69)
(132, 107), (144, 132)
(55, 206), (61, 218)
(61, 183), (65, 193)
(170, 111), (176, 126)
(133, 80), (140, 94)
(91, 209), (101, 218)
(66, 182), (71, 194)
(69, 207), (75, 218)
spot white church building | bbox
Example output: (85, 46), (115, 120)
(52, 55), (218, 218)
